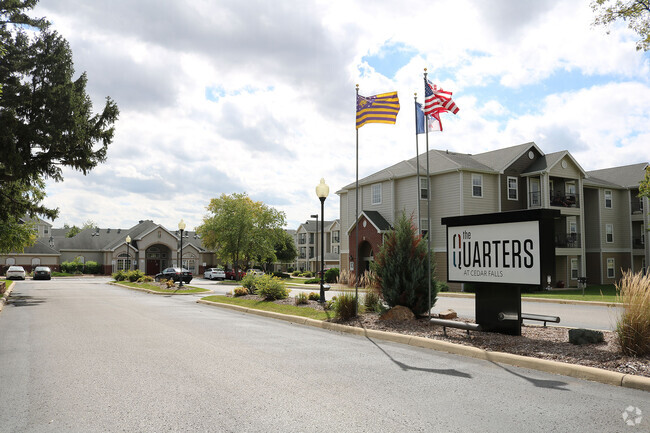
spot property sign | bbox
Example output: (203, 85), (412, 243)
(447, 220), (540, 285)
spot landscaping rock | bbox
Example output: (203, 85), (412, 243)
(569, 328), (605, 345)
(379, 305), (415, 321)
(438, 309), (457, 320)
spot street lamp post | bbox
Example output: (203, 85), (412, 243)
(125, 235), (132, 271)
(315, 178), (329, 303)
(310, 214), (318, 276)
(178, 219), (186, 288)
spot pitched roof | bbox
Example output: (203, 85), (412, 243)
(586, 163), (648, 189)
(471, 142), (542, 172)
(347, 210), (392, 234)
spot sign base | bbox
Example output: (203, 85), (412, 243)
(474, 284), (521, 336)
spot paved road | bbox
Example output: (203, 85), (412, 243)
(0, 278), (647, 432)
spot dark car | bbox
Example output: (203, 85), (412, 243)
(33, 266), (52, 280)
(154, 267), (193, 283)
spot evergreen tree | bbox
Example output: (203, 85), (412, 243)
(371, 212), (438, 315)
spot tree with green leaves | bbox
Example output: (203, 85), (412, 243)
(591, 0), (650, 51)
(0, 0), (119, 252)
(639, 165), (650, 198)
(371, 212), (438, 315)
(63, 219), (97, 238)
(263, 229), (297, 271)
(197, 193), (286, 279)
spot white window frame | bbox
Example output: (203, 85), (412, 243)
(607, 258), (615, 279)
(606, 224), (614, 243)
(570, 258), (579, 280)
(567, 217), (577, 234)
(371, 183), (382, 205)
(420, 177), (428, 200)
(5, 258), (15, 266)
(507, 176), (518, 200)
(604, 190), (612, 208)
(420, 218), (429, 237)
(472, 174), (483, 198)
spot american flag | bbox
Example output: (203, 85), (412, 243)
(423, 79), (459, 130)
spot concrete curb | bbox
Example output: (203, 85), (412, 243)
(110, 282), (213, 296)
(438, 292), (618, 307)
(0, 281), (15, 314)
(197, 299), (650, 392)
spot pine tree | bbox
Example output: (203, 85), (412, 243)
(372, 212), (438, 315)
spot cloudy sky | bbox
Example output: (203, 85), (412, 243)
(30, 0), (650, 232)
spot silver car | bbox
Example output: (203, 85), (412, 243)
(204, 268), (225, 280)
(6, 265), (26, 280)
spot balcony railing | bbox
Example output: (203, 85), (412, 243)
(298, 239), (306, 244)
(555, 233), (581, 248)
(631, 199), (644, 214)
(550, 192), (580, 208)
(633, 237), (645, 249)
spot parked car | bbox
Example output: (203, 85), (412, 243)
(225, 269), (246, 280)
(204, 268), (225, 280)
(246, 269), (265, 277)
(6, 265), (26, 280)
(154, 267), (193, 283)
(33, 266), (52, 280)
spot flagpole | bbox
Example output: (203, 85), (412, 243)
(414, 93), (421, 235)
(424, 69), (432, 320)
(355, 84), (359, 314)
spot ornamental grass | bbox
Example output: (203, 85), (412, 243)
(616, 270), (650, 356)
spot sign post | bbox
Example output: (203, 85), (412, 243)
(441, 209), (559, 335)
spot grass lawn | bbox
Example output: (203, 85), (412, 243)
(201, 295), (332, 320)
(117, 282), (210, 294)
(522, 285), (618, 303)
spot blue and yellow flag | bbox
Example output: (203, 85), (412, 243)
(356, 91), (400, 129)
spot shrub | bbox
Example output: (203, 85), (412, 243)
(61, 259), (84, 274)
(112, 270), (127, 281)
(292, 271), (301, 276)
(83, 260), (101, 274)
(616, 270), (650, 356)
(255, 275), (289, 300)
(126, 270), (145, 282)
(357, 270), (378, 289)
(308, 292), (320, 301)
(287, 267), (294, 273)
(364, 289), (383, 313)
(165, 279), (175, 288)
(371, 212), (438, 315)
(304, 278), (320, 284)
(233, 286), (249, 297)
(324, 268), (339, 283)
(273, 272), (290, 279)
(337, 269), (350, 285)
(138, 275), (154, 283)
(333, 292), (358, 320)
(295, 292), (308, 305)
(241, 274), (258, 291)
(301, 271), (313, 278)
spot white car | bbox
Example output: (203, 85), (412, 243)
(6, 265), (26, 280)
(204, 268), (225, 280)
(246, 269), (265, 277)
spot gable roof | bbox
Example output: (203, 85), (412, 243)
(521, 150), (587, 177)
(472, 142), (543, 173)
(347, 210), (392, 234)
(586, 163), (649, 189)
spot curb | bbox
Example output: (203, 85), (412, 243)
(197, 299), (650, 392)
(109, 282), (213, 295)
(0, 281), (15, 314)
(438, 292), (618, 308)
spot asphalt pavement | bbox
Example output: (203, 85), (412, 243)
(0, 278), (647, 432)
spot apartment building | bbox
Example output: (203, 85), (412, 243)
(294, 219), (341, 272)
(337, 142), (648, 289)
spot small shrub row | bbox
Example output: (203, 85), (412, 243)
(324, 268), (339, 283)
(304, 278), (320, 284)
(291, 271), (301, 276)
(273, 272), (291, 279)
(112, 270), (145, 282)
(60, 259), (101, 274)
(233, 287), (249, 297)
(240, 274), (289, 300)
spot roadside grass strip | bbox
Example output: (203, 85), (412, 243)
(201, 295), (332, 321)
(522, 285), (617, 303)
(116, 282), (210, 294)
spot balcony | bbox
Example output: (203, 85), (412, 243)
(550, 192), (580, 208)
(555, 233), (581, 248)
(298, 239), (306, 245)
(633, 237), (645, 249)
(631, 199), (643, 215)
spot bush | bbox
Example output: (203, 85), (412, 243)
(233, 287), (249, 297)
(126, 270), (145, 282)
(165, 279), (175, 288)
(295, 292), (308, 305)
(371, 213), (438, 315)
(364, 289), (383, 313)
(337, 269), (350, 285)
(616, 270), (650, 356)
(308, 292), (320, 301)
(333, 292), (358, 320)
(273, 272), (290, 279)
(241, 274), (258, 291)
(61, 259), (84, 274)
(287, 267), (294, 273)
(112, 270), (127, 281)
(138, 275), (154, 283)
(301, 271), (313, 278)
(255, 275), (289, 300)
(324, 268), (339, 283)
(292, 271), (301, 276)
(83, 260), (101, 274)
(304, 278), (320, 284)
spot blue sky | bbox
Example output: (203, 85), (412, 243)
(24, 0), (650, 233)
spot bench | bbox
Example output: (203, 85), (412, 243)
(521, 313), (560, 327)
(430, 318), (482, 336)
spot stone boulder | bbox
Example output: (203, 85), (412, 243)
(569, 328), (604, 345)
(379, 305), (415, 321)
(438, 309), (457, 320)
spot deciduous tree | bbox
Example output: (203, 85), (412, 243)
(591, 0), (650, 51)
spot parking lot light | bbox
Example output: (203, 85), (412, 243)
(178, 219), (186, 287)
(316, 178), (329, 303)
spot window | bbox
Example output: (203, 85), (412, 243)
(299, 247), (306, 259)
(606, 224), (614, 243)
(5, 258), (15, 265)
(607, 258), (615, 279)
(371, 183), (382, 205)
(298, 233), (306, 244)
(568, 217), (577, 234)
(333, 245), (339, 254)
(117, 253), (131, 271)
(642, 224), (646, 246)
(507, 177), (518, 200)
(309, 233), (314, 244)
(570, 259), (579, 280)
(309, 247), (314, 258)
(420, 177), (428, 200)
(472, 174), (483, 198)
(604, 190), (612, 208)
(332, 230), (340, 243)
(420, 218), (429, 237)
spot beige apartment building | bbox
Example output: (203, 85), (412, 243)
(337, 142), (649, 289)
(294, 219), (341, 272)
